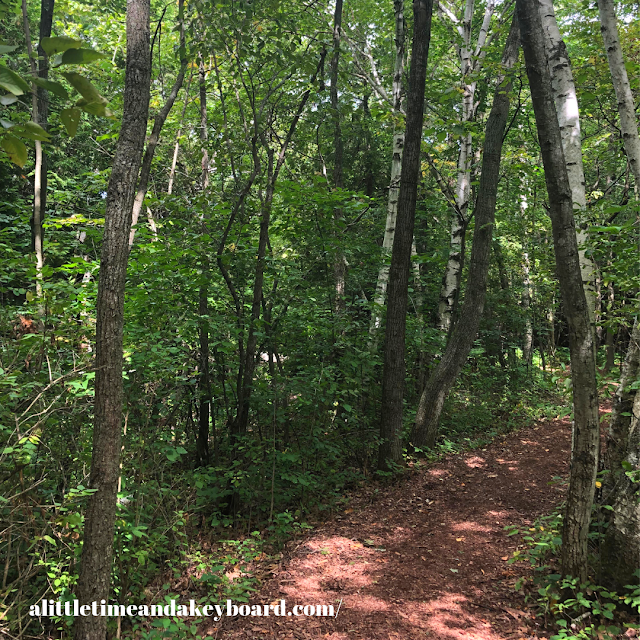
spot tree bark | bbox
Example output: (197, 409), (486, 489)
(516, 0), (600, 583)
(411, 14), (520, 449)
(438, 0), (496, 333)
(330, 0), (346, 315)
(197, 48), (210, 467)
(74, 2), (151, 638)
(128, 0), (186, 247)
(601, 319), (640, 588)
(369, 0), (405, 339)
(22, 0), (54, 300)
(598, 0), (640, 187)
(378, 0), (434, 471)
(539, 0), (596, 324)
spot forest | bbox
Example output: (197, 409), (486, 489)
(0, 0), (639, 638)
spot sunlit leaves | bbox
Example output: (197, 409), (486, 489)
(13, 121), (51, 141)
(32, 77), (69, 100)
(61, 71), (112, 117)
(40, 36), (83, 56)
(0, 64), (30, 96)
(60, 107), (81, 136)
(0, 134), (27, 166)
(59, 48), (107, 66)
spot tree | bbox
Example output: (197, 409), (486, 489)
(437, 0), (497, 334)
(74, 0), (151, 637)
(378, 0), (434, 470)
(516, 0), (599, 582)
(596, 0), (640, 590)
(412, 13), (520, 449)
(539, 0), (596, 324)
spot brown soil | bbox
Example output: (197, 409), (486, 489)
(217, 414), (577, 640)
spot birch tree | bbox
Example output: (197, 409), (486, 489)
(597, 0), (640, 187)
(538, 0), (596, 323)
(516, 0), (599, 583)
(369, 0), (405, 338)
(596, 0), (640, 590)
(437, 0), (496, 333)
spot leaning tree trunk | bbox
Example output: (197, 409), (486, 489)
(74, 2), (151, 638)
(378, 0), (434, 471)
(539, 0), (596, 324)
(600, 319), (640, 589)
(411, 14), (520, 449)
(438, 0), (496, 333)
(369, 0), (405, 339)
(128, 0), (186, 247)
(516, 0), (600, 583)
(598, 0), (640, 187)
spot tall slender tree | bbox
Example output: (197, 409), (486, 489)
(538, 0), (596, 324)
(516, 0), (599, 583)
(74, 1), (152, 637)
(369, 0), (405, 339)
(412, 13), (520, 449)
(596, 0), (640, 590)
(378, 0), (434, 470)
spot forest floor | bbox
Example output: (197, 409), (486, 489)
(212, 412), (581, 640)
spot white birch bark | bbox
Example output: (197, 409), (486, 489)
(369, 0), (405, 338)
(539, 0), (596, 324)
(597, 0), (640, 187)
(438, 0), (496, 333)
(21, 0), (44, 300)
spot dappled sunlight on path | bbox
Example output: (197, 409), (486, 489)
(220, 416), (575, 639)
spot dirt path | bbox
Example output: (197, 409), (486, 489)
(219, 415), (574, 639)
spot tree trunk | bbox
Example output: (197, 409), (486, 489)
(411, 15), (520, 449)
(369, 0), (405, 339)
(128, 0), (186, 246)
(22, 0), (54, 300)
(233, 61), (321, 437)
(378, 0), (434, 471)
(522, 248), (534, 367)
(330, 0), (346, 315)
(539, 0), (596, 325)
(74, 1), (151, 638)
(197, 51), (210, 467)
(604, 279), (615, 372)
(516, 0), (600, 583)
(167, 71), (193, 195)
(601, 319), (640, 588)
(438, 0), (496, 333)
(598, 0), (640, 187)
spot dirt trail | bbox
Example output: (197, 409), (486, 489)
(220, 415), (574, 639)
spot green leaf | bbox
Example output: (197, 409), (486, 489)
(60, 107), (81, 136)
(75, 98), (113, 118)
(32, 77), (68, 100)
(1, 134), (28, 167)
(14, 121), (51, 141)
(40, 36), (83, 56)
(0, 44), (17, 54)
(0, 93), (18, 105)
(1, 118), (14, 128)
(0, 64), (30, 96)
(62, 72), (108, 106)
(60, 48), (107, 65)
